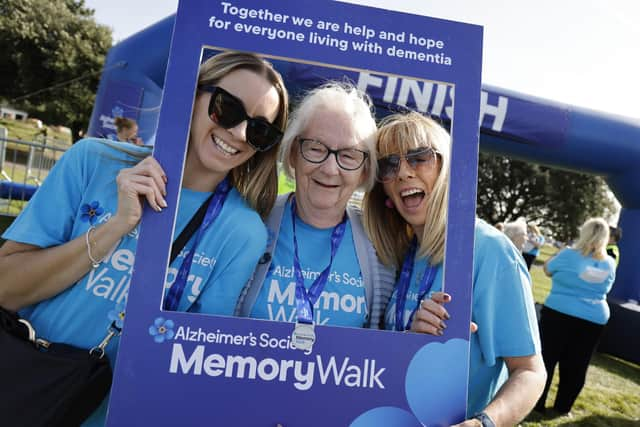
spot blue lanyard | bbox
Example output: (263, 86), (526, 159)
(291, 198), (347, 324)
(394, 237), (438, 331)
(162, 178), (231, 311)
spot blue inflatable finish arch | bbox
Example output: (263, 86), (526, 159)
(88, 16), (640, 302)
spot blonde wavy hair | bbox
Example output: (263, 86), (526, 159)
(196, 50), (289, 218)
(363, 111), (450, 268)
(573, 217), (610, 258)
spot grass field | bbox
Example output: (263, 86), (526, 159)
(521, 245), (640, 426)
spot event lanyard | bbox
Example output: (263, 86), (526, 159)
(162, 178), (231, 311)
(291, 198), (347, 324)
(394, 237), (438, 331)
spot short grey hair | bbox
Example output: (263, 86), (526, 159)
(279, 82), (378, 191)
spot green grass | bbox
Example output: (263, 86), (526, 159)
(0, 118), (72, 146)
(523, 245), (640, 426)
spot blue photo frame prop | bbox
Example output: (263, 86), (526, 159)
(107, 1), (482, 425)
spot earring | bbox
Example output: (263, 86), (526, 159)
(385, 198), (395, 209)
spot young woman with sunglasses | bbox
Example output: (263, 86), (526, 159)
(0, 51), (288, 426)
(363, 111), (546, 427)
(236, 82), (395, 331)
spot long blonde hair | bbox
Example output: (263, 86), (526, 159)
(363, 112), (450, 268)
(196, 51), (289, 218)
(573, 217), (610, 258)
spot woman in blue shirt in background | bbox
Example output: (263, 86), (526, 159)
(534, 217), (616, 416)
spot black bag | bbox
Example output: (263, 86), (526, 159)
(0, 306), (113, 427)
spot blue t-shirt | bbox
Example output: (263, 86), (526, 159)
(523, 234), (545, 256)
(544, 247), (615, 325)
(2, 138), (266, 426)
(385, 220), (540, 416)
(249, 199), (367, 327)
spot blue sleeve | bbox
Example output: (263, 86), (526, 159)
(2, 140), (89, 246)
(546, 248), (569, 274)
(192, 214), (267, 316)
(472, 226), (540, 365)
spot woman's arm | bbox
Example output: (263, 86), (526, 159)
(0, 157), (167, 311)
(454, 354), (546, 427)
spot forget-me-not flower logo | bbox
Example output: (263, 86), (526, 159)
(111, 106), (124, 118)
(80, 201), (104, 225)
(107, 303), (126, 329)
(149, 317), (175, 343)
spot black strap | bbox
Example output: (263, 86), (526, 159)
(170, 193), (214, 263)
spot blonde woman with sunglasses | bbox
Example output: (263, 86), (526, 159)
(363, 111), (546, 427)
(0, 51), (288, 426)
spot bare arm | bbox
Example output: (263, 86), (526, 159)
(0, 157), (167, 311)
(456, 354), (546, 427)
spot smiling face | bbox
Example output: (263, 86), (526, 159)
(185, 68), (280, 191)
(382, 147), (441, 236)
(292, 107), (368, 227)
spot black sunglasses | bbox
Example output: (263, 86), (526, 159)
(198, 85), (283, 152)
(377, 147), (440, 182)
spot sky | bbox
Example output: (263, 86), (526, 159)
(85, 0), (639, 120)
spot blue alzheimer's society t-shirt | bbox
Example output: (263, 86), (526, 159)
(384, 220), (540, 417)
(544, 247), (615, 325)
(2, 139), (266, 426)
(250, 199), (368, 327)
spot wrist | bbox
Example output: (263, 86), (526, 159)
(471, 411), (496, 427)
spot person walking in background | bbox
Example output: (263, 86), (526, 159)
(363, 111), (545, 427)
(504, 220), (528, 252)
(0, 50), (289, 426)
(114, 116), (143, 146)
(534, 217), (616, 417)
(606, 225), (622, 268)
(522, 223), (545, 270)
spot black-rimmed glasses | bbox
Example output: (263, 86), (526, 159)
(377, 147), (440, 182)
(198, 85), (283, 152)
(297, 138), (368, 171)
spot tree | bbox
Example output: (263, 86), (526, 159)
(0, 0), (112, 140)
(476, 152), (615, 242)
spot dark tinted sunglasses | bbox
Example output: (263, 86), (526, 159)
(198, 85), (283, 152)
(377, 147), (440, 182)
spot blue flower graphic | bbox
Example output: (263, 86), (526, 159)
(107, 303), (126, 329)
(80, 201), (104, 225)
(149, 317), (175, 343)
(111, 106), (124, 118)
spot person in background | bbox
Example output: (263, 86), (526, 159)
(237, 82), (395, 329)
(503, 220), (528, 252)
(534, 217), (616, 417)
(522, 223), (545, 270)
(0, 51), (289, 426)
(363, 111), (545, 427)
(606, 225), (621, 268)
(114, 117), (143, 146)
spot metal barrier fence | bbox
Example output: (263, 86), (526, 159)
(0, 133), (68, 216)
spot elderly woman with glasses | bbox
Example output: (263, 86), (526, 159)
(363, 111), (546, 427)
(236, 82), (394, 331)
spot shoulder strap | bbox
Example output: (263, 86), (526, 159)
(170, 193), (213, 264)
(235, 193), (290, 316)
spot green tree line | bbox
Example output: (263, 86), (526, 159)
(0, 0), (112, 140)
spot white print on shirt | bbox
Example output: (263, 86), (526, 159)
(264, 279), (366, 324)
(270, 265), (364, 288)
(579, 265), (610, 284)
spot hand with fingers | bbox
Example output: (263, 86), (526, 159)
(112, 156), (168, 233)
(410, 292), (478, 335)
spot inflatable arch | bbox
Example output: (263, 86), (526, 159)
(88, 16), (640, 302)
